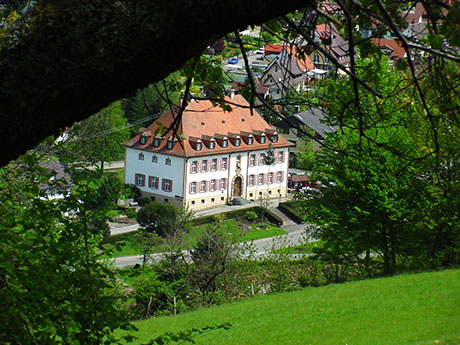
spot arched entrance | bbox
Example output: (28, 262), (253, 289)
(234, 176), (242, 197)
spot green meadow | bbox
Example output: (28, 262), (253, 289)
(119, 269), (460, 345)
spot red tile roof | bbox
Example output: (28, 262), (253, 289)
(370, 38), (406, 60)
(122, 95), (293, 158)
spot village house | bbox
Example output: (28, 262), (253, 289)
(307, 23), (351, 73)
(260, 46), (315, 100)
(274, 107), (335, 152)
(121, 95), (293, 210)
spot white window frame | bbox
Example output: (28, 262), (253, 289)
(136, 174), (145, 186)
(201, 160), (208, 172)
(150, 176), (159, 189)
(221, 158), (227, 170)
(258, 174), (264, 185)
(191, 161), (197, 173)
(190, 182), (196, 194)
(200, 180), (206, 193)
(220, 178), (226, 190)
(250, 154), (255, 166)
(277, 152), (283, 163)
(211, 159), (217, 171)
(249, 175), (254, 186)
(164, 179), (172, 192)
(259, 153), (265, 165)
(268, 172), (273, 184)
(210, 179), (216, 191)
(277, 171), (282, 183)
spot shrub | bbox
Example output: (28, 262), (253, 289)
(245, 210), (258, 222)
(278, 201), (304, 224)
(122, 207), (137, 219)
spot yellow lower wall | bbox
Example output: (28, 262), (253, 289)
(140, 187), (287, 211)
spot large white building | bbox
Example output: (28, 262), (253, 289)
(122, 95), (293, 210)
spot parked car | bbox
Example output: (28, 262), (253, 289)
(229, 57), (239, 64)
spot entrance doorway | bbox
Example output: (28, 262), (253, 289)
(234, 176), (242, 197)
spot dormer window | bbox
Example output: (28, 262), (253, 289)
(260, 135), (266, 144)
(209, 140), (215, 149)
(235, 138), (241, 146)
(222, 139), (228, 148)
(152, 155), (158, 163)
(153, 138), (160, 147)
(272, 134), (278, 142)
(140, 136), (147, 145)
(138, 153), (144, 160)
(167, 139), (173, 149)
(196, 142), (202, 151)
(247, 137), (253, 145)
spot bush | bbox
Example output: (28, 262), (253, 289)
(130, 267), (186, 318)
(278, 202), (304, 224)
(122, 207), (137, 219)
(245, 210), (258, 222)
(192, 207), (283, 227)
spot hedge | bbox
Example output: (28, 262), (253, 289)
(192, 206), (283, 227)
(278, 202), (304, 224)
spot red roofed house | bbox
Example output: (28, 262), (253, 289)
(370, 38), (406, 61)
(260, 46), (315, 100)
(121, 95), (293, 210)
(309, 23), (351, 73)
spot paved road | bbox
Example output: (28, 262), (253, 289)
(109, 222), (139, 236)
(111, 228), (310, 268)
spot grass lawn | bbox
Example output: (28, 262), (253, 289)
(117, 268), (460, 345)
(104, 219), (286, 258)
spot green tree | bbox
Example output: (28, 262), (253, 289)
(0, 157), (134, 344)
(303, 58), (423, 274)
(137, 202), (193, 238)
(186, 218), (237, 301)
(67, 102), (130, 170)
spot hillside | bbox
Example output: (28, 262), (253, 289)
(120, 269), (460, 345)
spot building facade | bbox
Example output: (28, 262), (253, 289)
(122, 95), (293, 210)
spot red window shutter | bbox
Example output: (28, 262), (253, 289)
(190, 162), (193, 174)
(217, 158), (220, 170)
(206, 180), (209, 192)
(255, 154), (259, 166)
(281, 171), (285, 182)
(224, 178), (228, 189)
(208, 160), (211, 171)
(189, 183), (192, 193)
(281, 152), (285, 163)
(265, 173), (268, 185)
(148, 176), (152, 187)
(162, 179), (166, 191)
(274, 152), (278, 164)
(135, 173), (139, 184)
(170, 179), (173, 191)
(141, 174), (145, 186)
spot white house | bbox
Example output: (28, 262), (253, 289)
(121, 95), (293, 210)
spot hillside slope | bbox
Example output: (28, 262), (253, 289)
(123, 269), (460, 345)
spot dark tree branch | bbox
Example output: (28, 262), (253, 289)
(0, 0), (309, 166)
